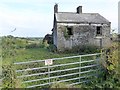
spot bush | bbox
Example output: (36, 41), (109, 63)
(47, 44), (57, 52)
(43, 40), (49, 49)
(62, 45), (100, 54)
(79, 42), (120, 89)
(26, 43), (40, 49)
(103, 42), (119, 74)
(2, 64), (24, 88)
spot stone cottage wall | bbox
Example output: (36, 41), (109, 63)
(56, 23), (111, 51)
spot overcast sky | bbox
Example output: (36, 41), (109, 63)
(0, 0), (119, 37)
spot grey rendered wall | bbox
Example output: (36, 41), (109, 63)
(56, 23), (111, 51)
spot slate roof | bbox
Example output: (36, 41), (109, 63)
(55, 12), (110, 24)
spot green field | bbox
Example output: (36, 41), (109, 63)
(2, 36), (79, 64)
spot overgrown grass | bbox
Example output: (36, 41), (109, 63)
(1, 36), (80, 88)
(1, 35), (120, 89)
(2, 36), (78, 64)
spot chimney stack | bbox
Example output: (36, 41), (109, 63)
(54, 4), (58, 13)
(77, 6), (82, 14)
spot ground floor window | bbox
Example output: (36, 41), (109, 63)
(96, 26), (102, 36)
(67, 26), (73, 35)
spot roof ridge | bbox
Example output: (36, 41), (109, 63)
(58, 12), (76, 13)
(57, 12), (99, 14)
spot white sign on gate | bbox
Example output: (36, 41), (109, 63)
(45, 59), (53, 65)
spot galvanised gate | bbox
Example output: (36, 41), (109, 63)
(14, 53), (103, 88)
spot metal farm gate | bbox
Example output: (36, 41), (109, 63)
(14, 53), (103, 88)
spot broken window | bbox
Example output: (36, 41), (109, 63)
(96, 26), (102, 35)
(67, 27), (73, 35)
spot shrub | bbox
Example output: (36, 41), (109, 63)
(47, 44), (57, 52)
(26, 43), (40, 49)
(61, 45), (100, 54)
(39, 44), (45, 48)
(103, 42), (119, 74)
(82, 42), (120, 89)
(43, 34), (53, 44)
(2, 64), (24, 88)
(43, 40), (49, 49)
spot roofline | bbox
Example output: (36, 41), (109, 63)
(56, 12), (99, 14)
(57, 12), (99, 14)
(56, 21), (111, 25)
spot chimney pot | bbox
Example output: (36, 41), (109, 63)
(54, 4), (58, 13)
(77, 6), (82, 14)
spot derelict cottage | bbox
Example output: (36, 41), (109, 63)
(52, 4), (111, 51)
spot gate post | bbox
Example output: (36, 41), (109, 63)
(79, 56), (81, 83)
(100, 49), (106, 68)
(47, 65), (50, 86)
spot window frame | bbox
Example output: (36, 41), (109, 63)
(66, 26), (73, 36)
(96, 26), (102, 36)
